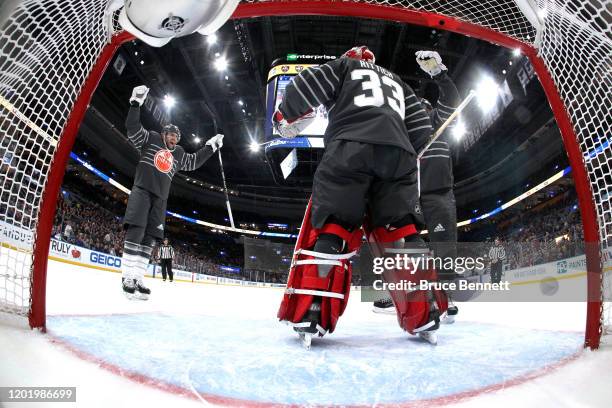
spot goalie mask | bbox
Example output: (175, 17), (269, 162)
(118, 0), (240, 47)
(341, 46), (376, 64)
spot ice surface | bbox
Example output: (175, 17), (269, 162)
(0, 260), (611, 407)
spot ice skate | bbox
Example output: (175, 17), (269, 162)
(372, 297), (395, 315)
(293, 300), (324, 350)
(443, 302), (458, 324)
(418, 330), (438, 345)
(122, 277), (150, 300)
(122, 277), (136, 299)
(133, 278), (151, 300)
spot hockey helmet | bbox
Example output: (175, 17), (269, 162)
(162, 124), (181, 141)
(341, 46), (376, 64)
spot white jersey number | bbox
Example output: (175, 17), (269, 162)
(351, 69), (405, 119)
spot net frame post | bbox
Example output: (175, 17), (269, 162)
(28, 30), (134, 331)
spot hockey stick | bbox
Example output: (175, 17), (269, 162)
(217, 148), (236, 229)
(416, 90), (476, 161)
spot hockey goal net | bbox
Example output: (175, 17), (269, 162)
(0, 0), (610, 347)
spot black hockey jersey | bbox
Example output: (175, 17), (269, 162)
(278, 58), (433, 154)
(125, 106), (214, 199)
(419, 73), (461, 193)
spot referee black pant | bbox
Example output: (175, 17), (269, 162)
(491, 262), (503, 284)
(160, 259), (173, 282)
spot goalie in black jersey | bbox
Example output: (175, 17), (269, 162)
(120, 85), (224, 300)
(274, 46), (449, 347)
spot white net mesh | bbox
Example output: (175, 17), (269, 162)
(532, 0), (612, 336)
(0, 0), (114, 316)
(0, 0), (609, 342)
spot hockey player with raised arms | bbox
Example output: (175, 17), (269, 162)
(273, 46), (448, 347)
(374, 51), (462, 322)
(120, 85), (224, 300)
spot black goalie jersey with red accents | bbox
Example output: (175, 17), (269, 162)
(125, 107), (214, 199)
(277, 57), (433, 155)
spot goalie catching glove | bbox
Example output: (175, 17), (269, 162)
(415, 51), (447, 78)
(272, 108), (316, 139)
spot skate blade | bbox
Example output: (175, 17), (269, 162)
(299, 332), (313, 350)
(372, 306), (396, 315)
(124, 291), (149, 301)
(123, 291), (136, 300)
(133, 292), (150, 301)
(418, 331), (438, 345)
(442, 315), (455, 324)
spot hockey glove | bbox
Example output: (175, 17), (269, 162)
(205, 134), (224, 152)
(272, 108), (316, 139)
(415, 51), (447, 77)
(130, 85), (150, 106)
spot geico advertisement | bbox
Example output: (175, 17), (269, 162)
(49, 238), (121, 269)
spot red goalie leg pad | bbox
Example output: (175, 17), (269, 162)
(364, 224), (448, 335)
(277, 200), (362, 334)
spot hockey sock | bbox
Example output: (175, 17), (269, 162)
(134, 235), (155, 280)
(121, 240), (141, 280)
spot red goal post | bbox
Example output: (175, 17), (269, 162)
(0, 0), (609, 348)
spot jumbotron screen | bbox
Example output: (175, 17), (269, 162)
(265, 64), (328, 140)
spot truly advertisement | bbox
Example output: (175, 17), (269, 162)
(49, 239), (82, 261)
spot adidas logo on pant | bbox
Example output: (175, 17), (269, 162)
(434, 223), (445, 232)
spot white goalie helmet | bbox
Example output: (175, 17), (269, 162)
(118, 0), (240, 47)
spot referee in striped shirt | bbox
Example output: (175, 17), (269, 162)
(489, 237), (506, 284)
(157, 238), (175, 282)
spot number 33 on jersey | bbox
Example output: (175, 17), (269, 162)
(277, 57), (432, 155)
(351, 67), (405, 118)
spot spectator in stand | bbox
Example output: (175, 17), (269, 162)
(63, 222), (73, 241)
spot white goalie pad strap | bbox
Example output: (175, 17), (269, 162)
(285, 288), (345, 300)
(295, 259), (344, 267)
(282, 321), (327, 335)
(412, 318), (438, 333)
(297, 249), (358, 260)
(288, 321), (312, 328)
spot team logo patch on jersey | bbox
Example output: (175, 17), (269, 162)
(154, 149), (174, 173)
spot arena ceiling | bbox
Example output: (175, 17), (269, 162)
(77, 15), (566, 220)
